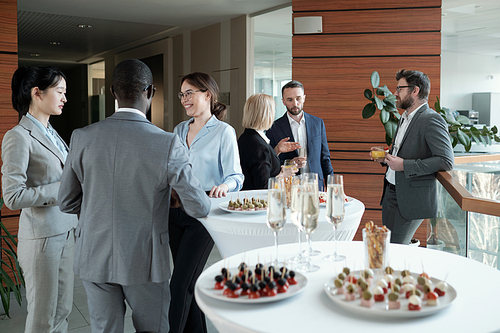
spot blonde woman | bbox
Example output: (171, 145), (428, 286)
(238, 93), (296, 190)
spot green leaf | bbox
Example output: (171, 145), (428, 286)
(457, 128), (470, 148)
(380, 109), (390, 124)
(451, 135), (458, 147)
(364, 89), (373, 100)
(385, 132), (392, 146)
(383, 98), (397, 111)
(374, 96), (384, 110)
(494, 135), (500, 143)
(470, 126), (481, 137)
(435, 96), (441, 112)
(444, 111), (460, 126)
(486, 135), (492, 145)
(491, 126), (498, 135)
(377, 85), (392, 97)
(392, 111), (401, 120)
(480, 135), (487, 145)
(387, 94), (397, 102)
(362, 103), (376, 119)
(456, 115), (470, 125)
(370, 71), (380, 89)
(384, 118), (398, 141)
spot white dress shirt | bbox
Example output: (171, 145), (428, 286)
(386, 103), (426, 185)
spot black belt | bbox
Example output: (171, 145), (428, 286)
(387, 182), (396, 191)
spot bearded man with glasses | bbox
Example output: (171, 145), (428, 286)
(379, 69), (454, 245)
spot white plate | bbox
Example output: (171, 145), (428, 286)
(218, 201), (267, 214)
(324, 270), (457, 318)
(198, 270), (308, 304)
(319, 192), (354, 207)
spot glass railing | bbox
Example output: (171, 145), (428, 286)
(433, 156), (500, 270)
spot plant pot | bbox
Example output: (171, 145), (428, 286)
(427, 239), (445, 251)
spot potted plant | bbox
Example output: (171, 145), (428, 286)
(362, 71), (500, 151)
(0, 197), (25, 318)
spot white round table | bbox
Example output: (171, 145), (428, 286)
(195, 241), (500, 333)
(196, 190), (365, 258)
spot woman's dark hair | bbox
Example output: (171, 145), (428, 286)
(11, 66), (66, 122)
(180, 72), (227, 121)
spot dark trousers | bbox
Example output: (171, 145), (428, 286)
(168, 207), (214, 333)
(382, 183), (424, 245)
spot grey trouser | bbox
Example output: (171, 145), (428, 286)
(18, 228), (75, 333)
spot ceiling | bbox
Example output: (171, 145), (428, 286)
(17, 0), (291, 66)
(15, 0), (500, 69)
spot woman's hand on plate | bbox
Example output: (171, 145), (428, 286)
(209, 184), (229, 198)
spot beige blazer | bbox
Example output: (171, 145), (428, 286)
(1, 116), (78, 239)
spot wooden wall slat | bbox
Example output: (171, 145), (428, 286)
(0, 0), (18, 52)
(293, 8), (441, 34)
(293, 32), (441, 58)
(293, 0), (441, 12)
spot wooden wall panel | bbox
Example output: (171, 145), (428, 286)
(294, 33), (440, 58)
(293, 0), (441, 12)
(292, 1), (440, 244)
(0, 0), (18, 52)
(294, 8), (441, 34)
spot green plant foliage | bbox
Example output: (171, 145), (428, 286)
(362, 71), (500, 151)
(0, 197), (25, 318)
(434, 97), (500, 152)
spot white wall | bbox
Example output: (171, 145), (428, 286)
(441, 50), (500, 111)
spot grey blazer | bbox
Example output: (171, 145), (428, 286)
(1, 116), (78, 239)
(382, 104), (454, 220)
(58, 111), (210, 285)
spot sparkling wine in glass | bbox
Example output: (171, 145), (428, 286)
(267, 177), (286, 266)
(301, 173), (320, 256)
(289, 175), (306, 264)
(324, 174), (346, 262)
(298, 175), (320, 273)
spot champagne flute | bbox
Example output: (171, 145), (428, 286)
(267, 177), (287, 267)
(298, 173), (320, 272)
(324, 174), (346, 261)
(298, 147), (307, 170)
(288, 175), (306, 264)
(301, 172), (321, 256)
(283, 159), (298, 208)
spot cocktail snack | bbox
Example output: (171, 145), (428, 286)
(363, 221), (390, 269)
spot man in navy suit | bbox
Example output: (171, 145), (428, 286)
(267, 80), (334, 189)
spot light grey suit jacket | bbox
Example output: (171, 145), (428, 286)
(58, 111), (210, 285)
(1, 116), (78, 239)
(382, 104), (454, 220)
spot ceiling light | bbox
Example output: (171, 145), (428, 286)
(49, 41), (60, 45)
(78, 24), (92, 28)
(30, 53), (40, 57)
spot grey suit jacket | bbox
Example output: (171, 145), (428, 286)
(1, 116), (78, 239)
(382, 104), (454, 220)
(58, 111), (210, 285)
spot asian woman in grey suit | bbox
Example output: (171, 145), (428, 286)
(1, 66), (78, 332)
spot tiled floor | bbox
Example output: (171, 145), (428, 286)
(0, 246), (222, 333)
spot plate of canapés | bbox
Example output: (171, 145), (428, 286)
(319, 192), (353, 206)
(198, 262), (308, 304)
(324, 266), (457, 318)
(218, 196), (268, 214)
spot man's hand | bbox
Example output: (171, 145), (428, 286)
(292, 156), (307, 168)
(170, 189), (181, 208)
(274, 137), (300, 156)
(384, 153), (404, 171)
(209, 184), (229, 198)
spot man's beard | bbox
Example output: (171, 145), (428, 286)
(287, 106), (302, 116)
(397, 94), (414, 110)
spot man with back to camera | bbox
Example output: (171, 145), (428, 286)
(379, 69), (454, 244)
(58, 59), (210, 333)
(266, 80), (334, 189)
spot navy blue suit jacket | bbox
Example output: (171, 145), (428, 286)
(266, 112), (333, 183)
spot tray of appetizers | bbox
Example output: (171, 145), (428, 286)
(324, 267), (456, 318)
(218, 198), (268, 214)
(198, 263), (308, 304)
(319, 192), (353, 206)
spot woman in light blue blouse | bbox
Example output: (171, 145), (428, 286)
(169, 72), (243, 333)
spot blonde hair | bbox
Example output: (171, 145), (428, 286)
(242, 94), (275, 131)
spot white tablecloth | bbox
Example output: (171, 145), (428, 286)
(195, 241), (500, 333)
(196, 190), (365, 258)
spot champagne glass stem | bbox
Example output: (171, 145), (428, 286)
(333, 225), (338, 256)
(306, 232), (311, 267)
(274, 230), (279, 266)
(298, 229), (303, 258)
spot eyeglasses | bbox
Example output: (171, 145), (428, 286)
(396, 85), (413, 93)
(178, 89), (205, 100)
(144, 84), (156, 98)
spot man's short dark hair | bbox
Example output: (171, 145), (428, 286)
(396, 69), (430, 101)
(112, 59), (153, 102)
(281, 80), (304, 97)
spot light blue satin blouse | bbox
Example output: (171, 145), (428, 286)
(173, 115), (244, 192)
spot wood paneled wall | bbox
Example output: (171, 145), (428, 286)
(1, 0), (20, 279)
(292, 0), (442, 244)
